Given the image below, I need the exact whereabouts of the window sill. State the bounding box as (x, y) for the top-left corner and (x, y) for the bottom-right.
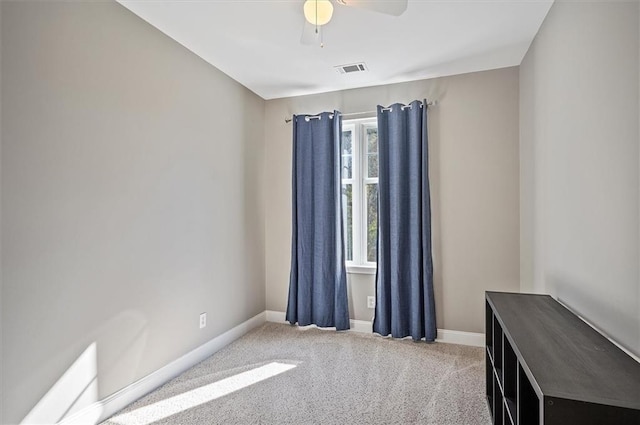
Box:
(346, 265), (377, 275)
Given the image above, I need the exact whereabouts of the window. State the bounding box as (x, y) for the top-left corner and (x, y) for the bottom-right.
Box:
(341, 118), (378, 271)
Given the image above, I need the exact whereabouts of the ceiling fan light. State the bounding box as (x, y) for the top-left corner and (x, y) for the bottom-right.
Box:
(303, 0), (334, 26)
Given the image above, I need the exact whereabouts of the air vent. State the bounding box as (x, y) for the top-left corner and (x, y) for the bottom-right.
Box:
(334, 62), (368, 74)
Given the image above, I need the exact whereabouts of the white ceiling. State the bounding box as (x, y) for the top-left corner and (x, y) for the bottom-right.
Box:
(117, 0), (553, 100)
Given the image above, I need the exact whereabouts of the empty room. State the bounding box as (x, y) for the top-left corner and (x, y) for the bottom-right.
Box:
(1, 0), (639, 424)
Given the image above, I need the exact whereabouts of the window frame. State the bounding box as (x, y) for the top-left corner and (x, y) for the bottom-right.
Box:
(342, 117), (378, 273)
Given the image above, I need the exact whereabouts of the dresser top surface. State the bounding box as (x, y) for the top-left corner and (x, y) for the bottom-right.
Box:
(486, 291), (640, 410)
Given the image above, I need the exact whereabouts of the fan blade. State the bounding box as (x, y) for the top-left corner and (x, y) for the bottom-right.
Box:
(301, 20), (322, 45)
(336, 0), (408, 16)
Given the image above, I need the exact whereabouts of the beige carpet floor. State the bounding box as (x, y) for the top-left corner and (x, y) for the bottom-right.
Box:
(103, 322), (491, 425)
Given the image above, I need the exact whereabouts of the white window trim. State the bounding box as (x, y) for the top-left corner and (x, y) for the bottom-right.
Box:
(342, 117), (378, 272)
(347, 265), (377, 275)
(360, 121), (378, 268)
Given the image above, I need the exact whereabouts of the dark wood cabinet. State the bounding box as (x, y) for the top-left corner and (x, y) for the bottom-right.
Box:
(485, 292), (640, 425)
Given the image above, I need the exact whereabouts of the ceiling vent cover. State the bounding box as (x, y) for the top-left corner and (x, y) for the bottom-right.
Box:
(335, 62), (367, 74)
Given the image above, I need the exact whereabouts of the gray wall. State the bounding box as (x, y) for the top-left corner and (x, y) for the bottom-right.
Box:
(520, 0), (640, 356)
(0, 2), (3, 421)
(265, 67), (520, 333)
(1, 1), (265, 424)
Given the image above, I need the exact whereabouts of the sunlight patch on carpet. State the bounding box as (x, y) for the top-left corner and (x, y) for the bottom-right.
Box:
(109, 362), (297, 425)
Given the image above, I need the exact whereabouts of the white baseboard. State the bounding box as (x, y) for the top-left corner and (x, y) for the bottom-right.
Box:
(349, 318), (373, 333)
(59, 311), (267, 425)
(265, 310), (372, 334)
(265, 310), (286, 323)
(436, 329), (485, 347)
(265, 310), (484, 347)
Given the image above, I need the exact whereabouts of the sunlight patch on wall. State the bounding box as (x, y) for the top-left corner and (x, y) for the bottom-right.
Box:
(21, 343), (99, 424)
(109, 362), (297, 425)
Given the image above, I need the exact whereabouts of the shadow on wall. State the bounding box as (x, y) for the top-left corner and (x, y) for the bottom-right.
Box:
(20, 310), (148, 424)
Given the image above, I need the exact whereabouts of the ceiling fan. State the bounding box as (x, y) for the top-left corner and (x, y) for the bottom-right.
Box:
(301, 0), (408, 47)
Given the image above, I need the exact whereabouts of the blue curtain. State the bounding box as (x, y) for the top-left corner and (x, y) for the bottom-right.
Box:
(286, 111), (350, 331)
(373, 100), (436, 341)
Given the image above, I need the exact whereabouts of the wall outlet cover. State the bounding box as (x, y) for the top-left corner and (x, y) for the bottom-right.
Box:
(199, 312), (207, 329)
(367, 296), (376, 309)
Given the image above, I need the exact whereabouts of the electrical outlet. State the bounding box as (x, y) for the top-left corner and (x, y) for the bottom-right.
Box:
(199, 312), (207, 329)
(367, 296), (376, 309)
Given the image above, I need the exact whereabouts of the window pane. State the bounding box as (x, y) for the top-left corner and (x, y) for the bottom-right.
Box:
(366, 127), (378, 178)
(366, 183), (378, 263)
(342, 155), (352, 179)
(366, 127), (378, 153)
(367, 153), (378, 178)
(342, 184), (353, 261)
(342, 130), (353, 155)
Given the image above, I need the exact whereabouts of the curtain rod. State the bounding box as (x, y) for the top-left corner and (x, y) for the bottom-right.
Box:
(284, 100), (436, 123)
